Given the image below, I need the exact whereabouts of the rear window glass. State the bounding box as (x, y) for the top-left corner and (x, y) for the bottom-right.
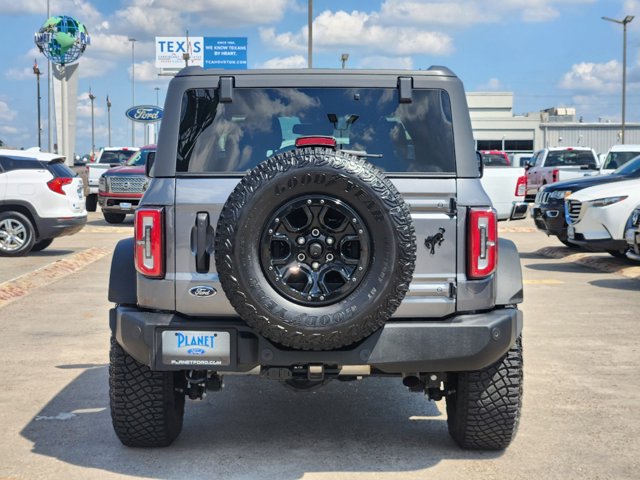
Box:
(545, 149), (596, 168)
(48, 161), (77, 178)
(481, 153), (509, 166)
(99, 150), (134, 164)
(615, 155), (640, 175)
(177, 87), (456, 174)
(126, 149), (155, 166)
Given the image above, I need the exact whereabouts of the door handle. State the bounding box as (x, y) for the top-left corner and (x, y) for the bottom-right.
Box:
(192, 212), (214, 273)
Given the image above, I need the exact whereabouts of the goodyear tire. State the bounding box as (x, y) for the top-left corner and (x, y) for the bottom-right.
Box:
(446, 336), (523, 450)
(215, 148), (416, 351)
(109, 337), (186, 447)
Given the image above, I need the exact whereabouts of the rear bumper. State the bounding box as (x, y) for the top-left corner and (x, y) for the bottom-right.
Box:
(625, 226), (640, 261)
(510, 202), (529, 221)
(98, 193), (142, 213)
(110, 306), (523, 374)
(37, 215), (87, 240)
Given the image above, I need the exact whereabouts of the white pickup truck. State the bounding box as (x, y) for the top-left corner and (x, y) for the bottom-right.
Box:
(524, 147), (599, 201)
(478, 153), (528, 221)
(85, 147), (138, 211)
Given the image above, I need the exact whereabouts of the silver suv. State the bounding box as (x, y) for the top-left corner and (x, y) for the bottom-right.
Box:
(108, 67), (524, 450)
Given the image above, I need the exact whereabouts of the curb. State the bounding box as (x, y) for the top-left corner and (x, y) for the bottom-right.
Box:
(0, 247), (111, 309)
(535, 246), (640, 281)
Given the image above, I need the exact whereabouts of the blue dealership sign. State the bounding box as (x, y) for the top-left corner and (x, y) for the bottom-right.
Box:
(203, 37), (247, 69)
(125, 105), (163, 123)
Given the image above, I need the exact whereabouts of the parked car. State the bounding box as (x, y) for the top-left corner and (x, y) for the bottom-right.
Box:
(86, 147), (138, 212)
(532, 154), (640, 247)
(625, 206), (640, 261)
(479, 150), (510, 166)
(479, 152), (528, 221)
(107, 67), (524, 450)
(98, 145), (155, 224)
(0, 148), (86, 256)
(597, 144), (640, 175)
(565, 178), (640, 256)
(525, 147), (599, 200)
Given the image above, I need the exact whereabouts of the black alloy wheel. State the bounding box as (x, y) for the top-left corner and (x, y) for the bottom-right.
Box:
(260, 195), (370, 307)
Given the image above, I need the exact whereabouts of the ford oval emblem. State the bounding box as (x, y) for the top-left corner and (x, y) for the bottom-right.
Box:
(125, 105), (163, 123)
(189, 286), (217, 297)
(187, 348), (206, 356)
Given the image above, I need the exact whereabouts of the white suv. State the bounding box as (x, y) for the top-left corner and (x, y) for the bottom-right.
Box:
(0, 148), (87, 256)
(565, 177), (640, 257)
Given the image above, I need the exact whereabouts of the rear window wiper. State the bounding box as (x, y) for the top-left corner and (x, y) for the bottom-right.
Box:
(341, 149), (383, 158)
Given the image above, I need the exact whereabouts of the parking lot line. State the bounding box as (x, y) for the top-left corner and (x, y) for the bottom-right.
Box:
(0, 247), (111, 309)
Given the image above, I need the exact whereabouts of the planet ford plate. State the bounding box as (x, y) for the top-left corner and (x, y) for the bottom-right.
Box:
(162, 330), (231, 366)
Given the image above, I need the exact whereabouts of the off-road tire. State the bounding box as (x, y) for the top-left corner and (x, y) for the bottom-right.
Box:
(446, 336), (523, 450)
(86, 194), (97, 212)
(215, 147), (416, 351)
(109, 337), (186, 447)
(31, 238), (54, 252)
(104, 212), (126, 224)
(0, 211), (36, 257)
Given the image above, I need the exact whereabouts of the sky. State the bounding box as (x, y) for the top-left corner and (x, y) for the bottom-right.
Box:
(1, 0), (640, 155)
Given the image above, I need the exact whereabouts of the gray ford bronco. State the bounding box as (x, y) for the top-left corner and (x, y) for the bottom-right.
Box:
(108, 67), (524, 450)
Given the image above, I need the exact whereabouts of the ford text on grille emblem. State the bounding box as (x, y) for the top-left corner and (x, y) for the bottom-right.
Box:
(189, 286), (217, 297)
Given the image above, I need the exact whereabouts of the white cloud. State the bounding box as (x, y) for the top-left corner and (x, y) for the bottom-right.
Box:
(151, 0), (289, 26)
(559, 61), (622, 92)
(78, 56), (117, 79)
(359, 56), (414, 70)
(257, 55), (308, 69)
(77, 92), (105, 119)
(477, 77), (504, 91)
(5, 67), (34, 81)
(129, 61), (171, 83)
(261, 10), (453, 56)
(0, 101), (17, 122)
(0, 125), (21, 135)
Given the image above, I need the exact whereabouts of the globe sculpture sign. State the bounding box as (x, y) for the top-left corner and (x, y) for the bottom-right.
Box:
(34, 16), (90, 165)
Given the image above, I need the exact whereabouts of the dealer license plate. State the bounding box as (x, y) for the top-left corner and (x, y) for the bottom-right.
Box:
(162, 330), (231, 366)
(119, 202), (132, 210)
(567, 225), (575, 239)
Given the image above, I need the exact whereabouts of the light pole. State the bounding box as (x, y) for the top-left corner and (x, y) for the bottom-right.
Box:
(33, 60), (42, 149)
(128, 37), (137, 146)
(602, 15), (634, 144)
(154, 86), (160, 106)
(106, 95), (112, 147)
(89, 87), (96, 160)
(341, 53), (349, 69)
(47, 0), (52, 152)
(308, 0), (313, 68)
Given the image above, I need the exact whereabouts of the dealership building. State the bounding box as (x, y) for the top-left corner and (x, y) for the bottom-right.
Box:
(467, 92), (640, 155)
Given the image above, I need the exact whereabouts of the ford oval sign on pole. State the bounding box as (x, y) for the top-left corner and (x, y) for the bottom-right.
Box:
(125, 105), (163, 123)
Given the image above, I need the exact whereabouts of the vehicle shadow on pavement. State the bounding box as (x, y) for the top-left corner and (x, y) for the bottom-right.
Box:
(589, 278), (640, 291)
(20, 366), (503, 479)
(525, 262), (591, 274)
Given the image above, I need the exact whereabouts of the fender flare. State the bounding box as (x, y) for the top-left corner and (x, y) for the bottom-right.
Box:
(108, 237), (137, 306)
(495, 238), (523, 305)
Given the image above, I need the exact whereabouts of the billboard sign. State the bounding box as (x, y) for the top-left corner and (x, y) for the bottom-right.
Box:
(155, 36), (246, 70)
(203, 37), (247, 69)
(125, 105), (164, 123)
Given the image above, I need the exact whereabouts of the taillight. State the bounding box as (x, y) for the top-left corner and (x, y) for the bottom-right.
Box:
(467, 208), (497, 279)
(552, 169), (559, 182)
(47, 177), (72, 195)
(135, 207), (164, 278)
(515, 175), (527, 197)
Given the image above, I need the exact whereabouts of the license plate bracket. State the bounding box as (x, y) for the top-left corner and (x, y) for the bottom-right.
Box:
(161, 330), (232, 367)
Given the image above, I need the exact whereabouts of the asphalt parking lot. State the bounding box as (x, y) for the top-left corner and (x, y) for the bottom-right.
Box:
(0, 212), (639, 479)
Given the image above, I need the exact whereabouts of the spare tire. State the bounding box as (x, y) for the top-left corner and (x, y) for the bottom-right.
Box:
(215, 148), (416, 350)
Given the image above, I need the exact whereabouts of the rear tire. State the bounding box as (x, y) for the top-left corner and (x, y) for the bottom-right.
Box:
(0, 211), (36, 257)
(32, 238), (54, 252)
(109, 337), (186, 447)
(104, 212), (126, 224)
(446, 336), (523, 450)
(86, 194), (97, 212)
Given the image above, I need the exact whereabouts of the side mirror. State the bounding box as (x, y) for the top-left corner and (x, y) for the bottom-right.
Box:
(524, 159), (533, 170)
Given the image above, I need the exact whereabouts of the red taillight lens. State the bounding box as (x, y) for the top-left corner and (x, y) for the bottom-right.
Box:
(552, 168), (559, 182)
(295, 136), (337, 148)
(135, 207), (164, 278)
(47, 177), (72, 195)
(515, 175), (527, 197)
(467, 208), (497, 279)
